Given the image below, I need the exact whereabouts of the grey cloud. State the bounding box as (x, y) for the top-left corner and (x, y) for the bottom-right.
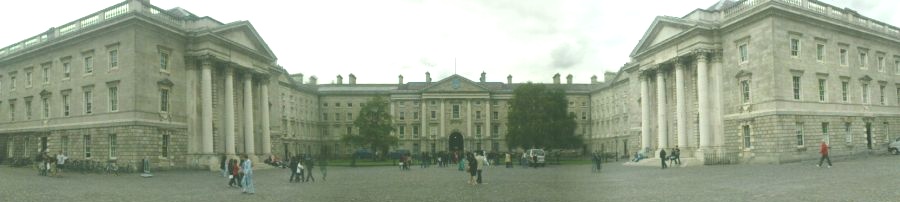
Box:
(550, 39), (588, 69)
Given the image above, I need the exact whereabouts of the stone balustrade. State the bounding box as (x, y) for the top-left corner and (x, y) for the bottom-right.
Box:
(722, 0), (900, 40)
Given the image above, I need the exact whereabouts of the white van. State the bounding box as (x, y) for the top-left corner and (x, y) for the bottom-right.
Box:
(527, 149), (546, 167)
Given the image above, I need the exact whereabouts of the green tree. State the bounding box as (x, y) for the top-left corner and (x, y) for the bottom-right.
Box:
(344, 96), (397, 160)
(507, 83), (582, 150)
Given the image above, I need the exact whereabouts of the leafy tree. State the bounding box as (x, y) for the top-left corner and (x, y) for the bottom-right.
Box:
(344, 96), (397, 160)
(507, 83), (582, 150)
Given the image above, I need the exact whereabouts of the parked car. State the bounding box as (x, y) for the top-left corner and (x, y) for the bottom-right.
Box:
(888, 137), (900, 155)
(526, 149), (546, 167)
(354, 149), (373, 159)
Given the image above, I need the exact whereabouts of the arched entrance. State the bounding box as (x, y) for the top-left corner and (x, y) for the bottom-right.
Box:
(449, 132), (464, 152)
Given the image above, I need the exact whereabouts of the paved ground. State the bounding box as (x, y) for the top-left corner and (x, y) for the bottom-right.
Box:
(1, 155), (898, 202)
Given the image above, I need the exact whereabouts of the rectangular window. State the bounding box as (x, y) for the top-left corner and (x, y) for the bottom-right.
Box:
(822, 122), (830, 145)
(880, 85), (886, 105)
(25, 100), (32, 120)
(162, 134), (170, 158)
(790, 38), (801, 57)
(398, 125), (405, 137)
(742, 125), (752, 148)
(795, 122), (804, 146)
(739, 43), (748, 63)
(491, 124), (499, 136)
(413, 126), (419, 137)
(42, 64), (50, 84)
(159, 89), (169, 112)
(492, 111), (499, 120)
(62, 94), (70, 117)
(792, 76), (801, 100)
(862, 83), (870, 104)
(109, 49), (118, 69)
(476, 125), (482, 136)
(884, 122), (890, 144)
(476, 111), (482, 120)
(109, 87), (118, 112)
(399, 112), (405, 120)
(859, 51), (868, 69)
(10, 74), (15, 90)
(61, 136), (69, 156)
(25, 70), (32, 87)
(430, 111), (436, 119)
(413, 112), (418, 120)
(159, 51), (169, 70)
(816, 43), (825, 62)
(347, 127), (352, 135)
(841, 81), (849, 102)
(348, 103), (353, 107)
(878, 56), (885, 72)
(452, 104), (460, 119)
(348, 113), (353, 120)
(335, 113), (341, 121)
(84, 56), (94, 74)
(818, 79), (826, 102)
(322, 113), (328, 121)
(741, 80), (751, 103)
(581, 112), (587, 120)
(336, 102), (340, 107)
(9, 101), (15, 121)
(83, 135), (92, 158)
(63, 61), (71, 78)
(84, 90), (93, 114)
(108, 134), (117, 159)
(41, 97), (49, 118)
(840, 49), (848, 66)
(896, 60), (900, 75)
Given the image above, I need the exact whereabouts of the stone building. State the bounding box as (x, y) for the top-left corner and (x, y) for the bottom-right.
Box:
(622, 0), (900, 164)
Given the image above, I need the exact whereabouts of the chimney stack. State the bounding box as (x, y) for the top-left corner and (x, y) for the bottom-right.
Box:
(426, 72), (432, 83)
(349, 74), (356, 85)
(480, 72), (486, 82)
(399, 75), (404, 85)
(291, 73), (304, 84)
(566, 74), (573, 84)
(553, 73), (561, 84)
(591, 75), (598, 84)
(507, 75), (512, 84)
(337, 75), (343, 85)
(309, 76), (318, 85)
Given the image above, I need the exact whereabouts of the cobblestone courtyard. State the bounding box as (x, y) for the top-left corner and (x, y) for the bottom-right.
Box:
(1, 155), (898, 202)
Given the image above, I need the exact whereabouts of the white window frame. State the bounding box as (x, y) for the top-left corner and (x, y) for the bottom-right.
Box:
(862, 83), (870, 104)
(108, 134), (117, 160)
(816, 43), (825, 62)
(878, 56), (885, 72)
(822, 122), (830, 145)
(451, 104), (460, 119)
(84, 56), (94, 74)
(109, 86), (118, 112)
(41, 63), (50, 84)
(792, 76), (801, 100)
(790, 38), (801, 57)
(41, 96), (50, 119)
(84, 90), (93, 114)
(83, 135), (92, 159)
(796, 122), (804, 146)
(859, 50), (869, 70)
(880, 85), (886, 105)
(108, 49), (119, 70)
(739, 43), (749, 63)
(841, 81), (850, 103)
(818, 79), (827, 102)
(62, 93), (70, 117)
(741, 80), (751, 104)
(159, 88), (169, 112)
(839, 48), (848, 66)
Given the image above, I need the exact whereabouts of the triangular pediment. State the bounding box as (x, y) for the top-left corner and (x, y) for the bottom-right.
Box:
(421, 74), (490, 92)
(211, 22), (277, 60)
(630, 17), (697, 57)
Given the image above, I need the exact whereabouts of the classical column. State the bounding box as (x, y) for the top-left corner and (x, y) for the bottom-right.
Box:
(243, 74), (255, 156)
(467, 100), (472, 137)
(260, 79), (271, 156)
(440, 100), (445, 137)
(656, 70), (668, 150)
(640, 72), (651, 151)
(224, 67), (236, 156)
(675, 61), (687, 149)
(697, 53), (711, 150)
(421, 99), (427, 140)
(484, 99), (491, 138)
(711, 52), (725, 148)
(200, 59), (214, 155)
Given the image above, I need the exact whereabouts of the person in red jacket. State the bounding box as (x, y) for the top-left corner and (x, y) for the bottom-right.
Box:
(817, 140), (832, 168)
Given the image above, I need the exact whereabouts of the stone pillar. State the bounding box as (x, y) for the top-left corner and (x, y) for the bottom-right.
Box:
(675, 61), (687, 149)
(640, 73), (651, 152)
(200, 59), (214, 155)
(656, 70), (667, 151)
(467, 100), (472, 137)
(243, 74), (255, 156)
(261, 79), (271, 156)
(440, 100), (445, 137)
(224, 67), (236, 156)
(421, 99), (427, 140)
(711, 52), (725, 148)
(484, 99), (491, 139)
(697, 53), (711, 150)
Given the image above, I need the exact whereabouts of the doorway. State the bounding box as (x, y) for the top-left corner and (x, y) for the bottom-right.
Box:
(866, 122), (873, 149)
(449, 132), (464, 152)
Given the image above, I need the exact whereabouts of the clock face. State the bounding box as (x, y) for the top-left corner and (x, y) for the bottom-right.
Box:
(452, 78), (461, 90)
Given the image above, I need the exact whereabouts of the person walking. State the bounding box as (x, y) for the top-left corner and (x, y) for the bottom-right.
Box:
(673, 146), (681, 165)
(288, 156), (299, 183)
(466, 153), (478, 186)
(476, 152), (487, 184)
(220, 155), (228, 177)
(504, 153), (512, 168)
(817, 140), (832, 168)
(229, 159), (241, 187)
(659, 149), (667, 169)
(240, 155), (255, 194)
(304, 157), (316, 182)
(55, 152), (67, 177)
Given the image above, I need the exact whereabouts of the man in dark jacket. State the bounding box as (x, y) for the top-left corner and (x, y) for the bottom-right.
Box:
(659, 149), (667, 169)
(288, 156), (299, 183)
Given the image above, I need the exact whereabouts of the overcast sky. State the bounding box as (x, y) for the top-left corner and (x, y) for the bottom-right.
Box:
(2, 0), (899, 84)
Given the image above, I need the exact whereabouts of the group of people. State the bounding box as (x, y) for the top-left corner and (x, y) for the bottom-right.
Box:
(658, 146), (682, 169)
(36, 151), (68, 177)
(223, 155), (255, 194)
(289, 155), (324, 182)
(462, 151), (490, 185)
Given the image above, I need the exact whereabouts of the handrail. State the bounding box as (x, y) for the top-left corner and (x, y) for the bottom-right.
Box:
(721, 0), (900, 40)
